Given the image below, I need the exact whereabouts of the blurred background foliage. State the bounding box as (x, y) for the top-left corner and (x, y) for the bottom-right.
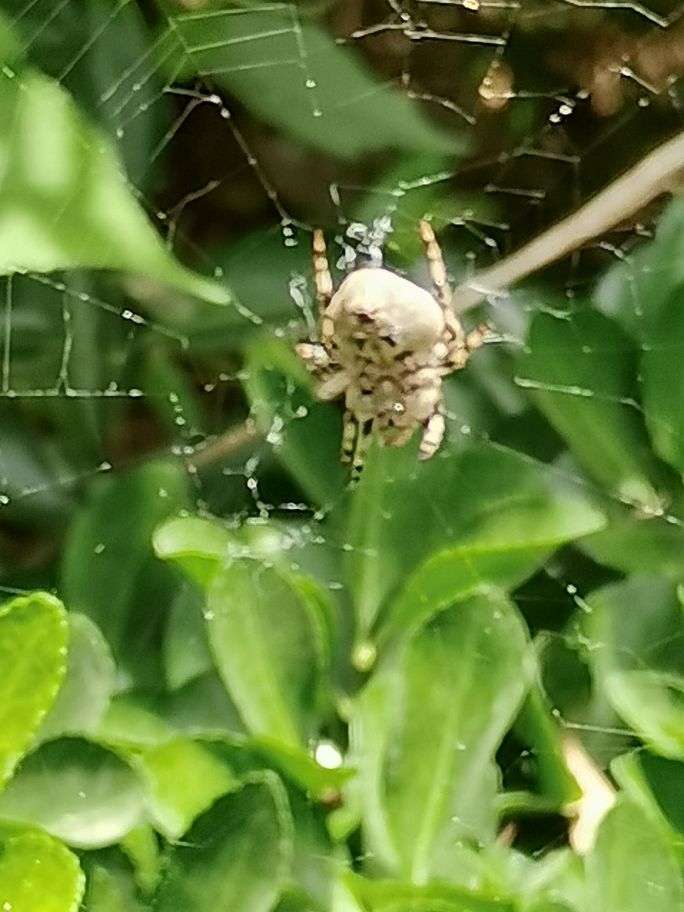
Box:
(3, 0), (684, 910)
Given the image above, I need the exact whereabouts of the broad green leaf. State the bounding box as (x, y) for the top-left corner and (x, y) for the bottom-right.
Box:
(585, 577), (684, 758)
(0, 738), (145, 848)
(350, 592), (533, 882)
(346, 440), (605, 642)
(162, 8), (459, 159)
(586, 796), (684, 912)
(0, 61), (227, 303)
(61, 460), (191, 688)
(0, 591), (68, 788)
(580, 514), (684, 578)
(163, 583), (213, 690)
(0, 829), (84, 912)
(153, 774), (292, 912)
(612, 750), (684, 841)
(345, 873), (515, 912)
(83, 862), (148, 912)
(205, 558), (329, 745)
(38, 613), (116, 742)
(130, 737), (237, 840)
(243, 336), (346, 507)
(516, 308), (661, 509)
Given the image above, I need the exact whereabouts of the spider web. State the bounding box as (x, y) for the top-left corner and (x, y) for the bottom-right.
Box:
(2, 0), (684, 849)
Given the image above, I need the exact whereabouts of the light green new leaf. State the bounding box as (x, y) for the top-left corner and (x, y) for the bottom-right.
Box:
(130, 737), (237, 841)
(153, 514), (233, 591)
(586, 796), (684, 912)
(517, 308), (662, 510)
(0, 63), (227, 303)
(345, 872), (515, 912)
(585, 577), (684, 758)
(37, 613), (116, 742)
(0, 829), (84, 912)
(205, 558), (329, 745)
(0, 591), (68, 788)
(346, 440), (605, 642)
(153, 774), (292, 912)
(350, 591), (533, 883)
(162, 8), (459, 159)
(0, 738), (145, 848)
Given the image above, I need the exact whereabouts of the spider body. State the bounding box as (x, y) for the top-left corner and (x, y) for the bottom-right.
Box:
(296, 221), (484, 479)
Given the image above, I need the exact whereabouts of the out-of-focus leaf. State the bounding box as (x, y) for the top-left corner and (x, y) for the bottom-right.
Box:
(585, 577), (684, 758)
(130, 737), (237, 841)
(61, 460), (191, 688)
(244, 336), (346, 507)
(0, 738), (145, 848)
(38, 613), (116, 742)
(0, 60), (227, 303)
(0, 591), (68, 788)
(580, 514), (684, 578)
(350, 591), (533, 882)
(205, 558), (329, 745)
(0, 829), (84, 912)
(345, 872), (515, 912)
(153, 514), (232, 591)
(153, 774), (292, 912)
(346, 440), (605, 643)
(162, 8), (460, 159)
(612, 750), (684, 841)
(163, 583), (213, 690)
(516, 308), (661, 510)
(83, 862), (147, 912)
(586, 796), (684, 912)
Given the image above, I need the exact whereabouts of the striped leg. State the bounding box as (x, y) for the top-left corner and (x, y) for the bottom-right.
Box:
(350, 419), (374, 483)
(341, 409), (356, 464)
(419, 410), (445, 460)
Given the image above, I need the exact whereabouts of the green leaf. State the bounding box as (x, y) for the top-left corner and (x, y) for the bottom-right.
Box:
(0, 738), (145, 848)
(350, 591), (533, 882)
(516, 308), (661, 509)
(162, 8), (459, 159)
(130, 737), (237, 840)
(0, 61), (227, 303)
(38, 613), (116, 742)
(0, 591), (68, 788)
(153, 514), (233, 591)
(243, 336), (346, 507)
(0, 829), (84, 912)
(163, 583), (213, 690)
(580, 514), (684, 578)
(586, 796), (684, 912)
(346, 873), (515, 912)
(61, 460), (191, 688)
(205, 558), (329, 745)
(585, 577), (684, 758)
(153, 774), (292, 912)
(612, 750), (684, 842)
(346, 440), (605, 642)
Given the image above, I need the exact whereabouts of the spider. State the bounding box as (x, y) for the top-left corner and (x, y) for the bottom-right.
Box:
(295, 221), (486, 480)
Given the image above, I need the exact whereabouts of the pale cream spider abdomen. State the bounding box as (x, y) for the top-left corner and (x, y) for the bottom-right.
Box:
(296, 221), (485, 480)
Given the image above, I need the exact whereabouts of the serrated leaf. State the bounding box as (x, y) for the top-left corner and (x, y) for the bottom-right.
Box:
(0, 829), (84, 912)
(586, 797), (684, 912)
(153, 774), (292, 912)
(162, 8), (460, 159)
(0, 738), (145, 848)
(0, 591), (68, 788)
(350, 591), (533, 882)
(0, 61), (227, 303)
(585, 577), (684, 758)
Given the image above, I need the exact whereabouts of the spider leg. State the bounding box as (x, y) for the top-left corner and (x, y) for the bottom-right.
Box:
(419, 220), (454, 316)
(419, 410), (445, 460)
(313, 229), (333, 321)
(341, 409), (357, 464)
(350, 418), (374, 483)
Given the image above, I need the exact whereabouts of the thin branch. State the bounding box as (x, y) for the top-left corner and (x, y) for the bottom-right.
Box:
(186, 421), (258, 470)
(452, 129), (684, 313)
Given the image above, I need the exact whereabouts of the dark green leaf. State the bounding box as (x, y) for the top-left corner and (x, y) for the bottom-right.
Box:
(162, 8), (460, 159)
(153, 774), (292, 912)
